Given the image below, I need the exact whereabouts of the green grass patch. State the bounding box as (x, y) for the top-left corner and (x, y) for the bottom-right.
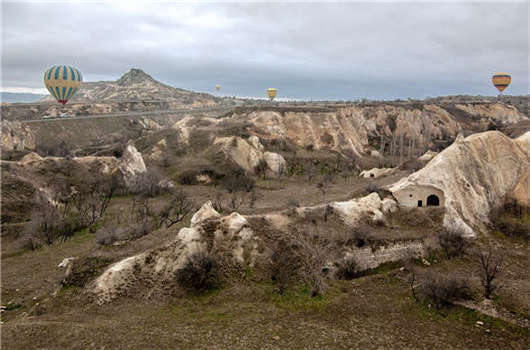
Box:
(265, 284), (334, 313)
(415, 301), (530, 336)
(3, 303), (23, 311)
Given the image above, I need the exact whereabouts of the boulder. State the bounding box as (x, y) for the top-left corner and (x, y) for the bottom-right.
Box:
(360, 167), (395, 178)
(190, 201), (221, 227)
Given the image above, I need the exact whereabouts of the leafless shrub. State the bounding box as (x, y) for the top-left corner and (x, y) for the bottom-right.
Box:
(269, 239), (302, 295)
(287, 198), (300, 208)
(129, 221), (154, 239)
(23, 194), (82, 246)
(175, 252), (219, 293)
(158, 190), (194, 228)
(17, 233), (43, 251)
(254, 158), (268, 179)
(95, 218), (126, 246)
(408, 266), (419, 302)
(222, 169), (255, 193)
(211, 191), (226, 214)
(437, 229), (467, 258)
(136, 168), (167, 197)
(477, 248), (503, 299)
(422, 272), (472, 308)
(336, 257), (358, 280)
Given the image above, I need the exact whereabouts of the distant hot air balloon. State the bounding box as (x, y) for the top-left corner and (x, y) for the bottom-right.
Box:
(267, 88), (277, 101)
(44, 65), (82, 105)
(216, 85), (220, 91)
(492, 73), (511, 95)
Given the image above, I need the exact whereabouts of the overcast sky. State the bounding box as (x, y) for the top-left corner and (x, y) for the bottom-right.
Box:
(1, 0), (528, 100)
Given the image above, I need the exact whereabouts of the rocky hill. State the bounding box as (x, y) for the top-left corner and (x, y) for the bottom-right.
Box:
(40, 68), (226, 108)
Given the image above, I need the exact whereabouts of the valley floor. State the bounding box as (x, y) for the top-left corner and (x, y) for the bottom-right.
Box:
(1, 173), (529, 349)
(2, 270), (528, 349)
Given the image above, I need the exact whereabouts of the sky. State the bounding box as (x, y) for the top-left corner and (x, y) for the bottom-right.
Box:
(1, 0), (528, 100)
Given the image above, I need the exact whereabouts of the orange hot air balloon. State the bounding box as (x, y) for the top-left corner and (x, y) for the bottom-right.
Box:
(216, 85), (220, 91)
(492, 73), (511, 94)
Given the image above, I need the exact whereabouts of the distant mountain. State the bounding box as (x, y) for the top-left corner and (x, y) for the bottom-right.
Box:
(1, 92), (46, 103)
(40, 68), (226, 107)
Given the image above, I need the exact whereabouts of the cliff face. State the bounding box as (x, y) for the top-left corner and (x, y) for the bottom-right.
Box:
(237, 102), (527, 159)
(390, 131), (529, 236)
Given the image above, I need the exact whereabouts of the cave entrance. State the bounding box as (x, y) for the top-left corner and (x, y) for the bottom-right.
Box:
(427, 194), (440, 206)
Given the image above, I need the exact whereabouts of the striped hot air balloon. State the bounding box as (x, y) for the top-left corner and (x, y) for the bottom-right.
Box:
(44, 65), (82, 105)
(267, 88), (277, 101)
(492, 73), (511, 95)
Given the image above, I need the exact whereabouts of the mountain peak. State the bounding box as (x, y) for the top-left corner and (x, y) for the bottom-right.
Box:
(116, 68), (156, 86)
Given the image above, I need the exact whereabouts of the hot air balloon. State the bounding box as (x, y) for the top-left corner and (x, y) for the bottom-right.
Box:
(267, 88), (277, 101)
(492, 73), (511, 95)
(44, 65), (82, 105)
(216, 85), (220, 91)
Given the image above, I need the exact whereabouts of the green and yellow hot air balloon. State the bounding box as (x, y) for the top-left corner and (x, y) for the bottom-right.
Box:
(44, 65), (82, 105)
(267, 88), (277, 101)
(492, 73), (511, 95)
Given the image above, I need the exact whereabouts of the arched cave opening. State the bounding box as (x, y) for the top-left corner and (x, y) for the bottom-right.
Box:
(427, 194), (440, 206)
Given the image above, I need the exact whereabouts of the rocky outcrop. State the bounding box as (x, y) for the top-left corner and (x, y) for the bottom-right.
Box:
(234, 103), (527, 160)
(389, 131), (529, 236)
(118, 144), (147, 177)
(1, 120), (36, 151)
(418, 150), (438, 162)
(92, 202), (262, 303)
(360, 167), (395, 179)
(213, 136), (286, 176)
(455, 103), (525, 125)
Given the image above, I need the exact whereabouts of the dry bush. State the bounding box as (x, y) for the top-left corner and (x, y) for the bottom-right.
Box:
(269, 239), (303, 295)
(177, 170), (199, 185)
(222, 169), (255, 193)
(388, 207), (440, 228)
(273, 227), (329, 297)
(135, 168), (167, 197)
(336, 257), (358, 280)
(158, 190), (194, 228)
(490, 200), (529, 240)
(254, 158), (268, 179)
(95, 225), (121, 246)
(23, 195), (82, 246)
(287, 198), (300, 208)
(175, 252), (219, 293)
(476, 248), (503, 299)
(437, 229), (467, 258)
(421, 272), (472, 308)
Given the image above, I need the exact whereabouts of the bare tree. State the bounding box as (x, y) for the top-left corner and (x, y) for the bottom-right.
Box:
(477, 248), (503, 299)
(158, 190), (194, 228)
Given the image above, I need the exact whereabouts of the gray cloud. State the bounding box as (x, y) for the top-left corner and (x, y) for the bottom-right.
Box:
(1, 1), (528, 99)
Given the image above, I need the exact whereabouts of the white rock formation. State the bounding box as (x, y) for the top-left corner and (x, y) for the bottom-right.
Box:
(119, 144), (147, 176)
(213, 136), (286, 176)
(418, 150), (438, 162)
(92, 202), (262, 303)
(190, 201), (221, 226)
(359, 167), (395, 178)
(390, 131), (529, 237)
